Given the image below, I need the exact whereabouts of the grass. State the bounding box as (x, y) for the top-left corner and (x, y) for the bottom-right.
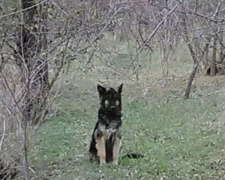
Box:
(28, 42), (225, 180)
(29, 85), (225, 179)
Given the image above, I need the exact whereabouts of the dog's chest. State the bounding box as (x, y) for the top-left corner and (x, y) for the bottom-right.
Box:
(105, 128), (117, 140)
(97, 121), (121, 140)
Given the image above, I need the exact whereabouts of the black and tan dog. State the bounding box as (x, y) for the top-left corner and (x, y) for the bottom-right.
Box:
(89, 84), (123, 165)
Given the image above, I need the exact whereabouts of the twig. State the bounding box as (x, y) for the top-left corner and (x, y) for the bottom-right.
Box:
(48, 0), (69, 17)
(206, 90), (225, 97)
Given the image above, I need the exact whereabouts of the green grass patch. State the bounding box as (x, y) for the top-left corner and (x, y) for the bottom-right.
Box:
(29, 92), (224, 179)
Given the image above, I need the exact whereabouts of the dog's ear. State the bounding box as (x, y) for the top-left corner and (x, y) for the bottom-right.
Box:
(118, 83), (123, 94)
(97, 84), (106, 96)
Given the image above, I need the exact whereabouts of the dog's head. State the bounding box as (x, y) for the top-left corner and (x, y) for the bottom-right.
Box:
(97, 84), (123, 112)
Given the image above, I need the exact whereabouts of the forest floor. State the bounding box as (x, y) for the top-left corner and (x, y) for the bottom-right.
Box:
(27, 44), (225, 180)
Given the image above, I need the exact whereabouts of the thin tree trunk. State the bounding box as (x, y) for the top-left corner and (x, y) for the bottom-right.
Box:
(210, 35), (217, 76)
(184, 43), (209, 98)
(204, 42), (209, 69)
(219, 27), (224, 62)
(182, 11), (198, 98)
(184, 63), (199, 99)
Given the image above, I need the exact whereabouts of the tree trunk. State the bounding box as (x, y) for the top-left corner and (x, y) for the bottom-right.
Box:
(182, 12), (198, 99)
(219, 27), (224, 62)
(184, 63), (199, 99)
(210, 35), (217, 76)
(184, 41), (208, 99)
(19, 1), (36, 179)
(16, 1), (49, 177)
(204, 41), (209, 69)
(17, 0), (49, 124)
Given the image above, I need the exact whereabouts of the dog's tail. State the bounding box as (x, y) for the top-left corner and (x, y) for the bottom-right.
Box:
(122, 153), (144, 159)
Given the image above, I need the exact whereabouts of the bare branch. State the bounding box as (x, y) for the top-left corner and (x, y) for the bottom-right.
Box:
(131, 0), (184, 66)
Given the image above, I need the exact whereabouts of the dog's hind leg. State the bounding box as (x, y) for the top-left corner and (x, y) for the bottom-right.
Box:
(113, 135), (122, 165)
(96, 136), (106, 164)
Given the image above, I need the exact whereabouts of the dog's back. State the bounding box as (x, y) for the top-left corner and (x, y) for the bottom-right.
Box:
(89, 84), (123, 164)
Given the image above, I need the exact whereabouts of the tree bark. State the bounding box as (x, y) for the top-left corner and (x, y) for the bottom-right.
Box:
(204, 42), (209, 69)
(219, 27), (224, 62)
(184, 63), (199, 99)
(210, 35), (217, 76)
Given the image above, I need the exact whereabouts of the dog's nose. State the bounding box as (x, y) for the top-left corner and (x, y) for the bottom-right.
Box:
(110, 106), (116, 109)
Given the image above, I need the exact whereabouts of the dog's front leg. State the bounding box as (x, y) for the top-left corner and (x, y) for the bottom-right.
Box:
(96, 135), (106, 164)
(113, 135), (122, 165)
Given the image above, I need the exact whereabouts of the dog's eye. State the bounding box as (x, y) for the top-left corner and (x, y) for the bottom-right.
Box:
(116, 100), (119, 106)
(105, 100), (109, 106)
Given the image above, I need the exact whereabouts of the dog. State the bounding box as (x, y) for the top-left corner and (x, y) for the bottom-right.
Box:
(89, 84), (123, 165)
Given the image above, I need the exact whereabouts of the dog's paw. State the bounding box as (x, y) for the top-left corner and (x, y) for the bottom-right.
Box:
(112, 160), (118, 165)
(99, 158), (106, 165)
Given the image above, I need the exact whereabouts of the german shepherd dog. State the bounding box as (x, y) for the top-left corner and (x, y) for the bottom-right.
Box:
(89, 84), (123, 165)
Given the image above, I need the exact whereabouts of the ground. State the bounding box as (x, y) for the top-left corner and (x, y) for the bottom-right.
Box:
(27, 43), (225, 180)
